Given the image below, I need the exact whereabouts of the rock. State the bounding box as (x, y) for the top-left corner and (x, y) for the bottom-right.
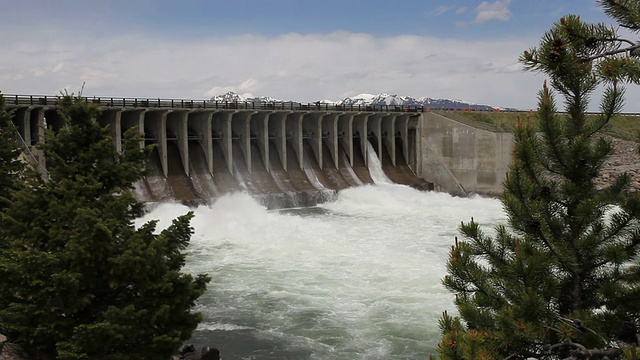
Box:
(171, 345), (220, 360)
(201, 347), (220, 360)
(178, 344), (196, 356)
(0, 343), (29, 360)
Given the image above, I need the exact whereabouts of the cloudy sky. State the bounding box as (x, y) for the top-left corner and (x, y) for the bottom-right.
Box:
(2, 0), (637, 110)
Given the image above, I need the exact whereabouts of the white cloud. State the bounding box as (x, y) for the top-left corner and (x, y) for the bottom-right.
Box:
(32, 67), (46, 77)
(500, 63), (524, 73)
(456, 7), (468, 15)
(51, 63), (64, 73)
(2, 27), (637, 111)
(549, 6), (565, 18)
(204, 79), (261, 98)
(433, 5), (451, 16)
(474, 0), (512, 24)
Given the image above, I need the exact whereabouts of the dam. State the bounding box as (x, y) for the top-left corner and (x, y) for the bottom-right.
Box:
(6, 95), (513, 208)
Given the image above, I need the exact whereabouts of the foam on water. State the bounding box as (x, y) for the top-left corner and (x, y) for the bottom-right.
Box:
(137, 187), (506, 359)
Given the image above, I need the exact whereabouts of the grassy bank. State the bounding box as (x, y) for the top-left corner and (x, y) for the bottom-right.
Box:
(449, 111), (640, 140)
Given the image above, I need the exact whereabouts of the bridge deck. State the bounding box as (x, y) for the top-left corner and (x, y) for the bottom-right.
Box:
(4, 94), (427, 114)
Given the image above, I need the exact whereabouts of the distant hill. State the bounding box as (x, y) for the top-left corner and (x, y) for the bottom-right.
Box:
(209, 92), (511, 111)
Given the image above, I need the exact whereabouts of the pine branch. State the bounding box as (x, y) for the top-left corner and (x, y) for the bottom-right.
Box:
(525, 221), (575, 273)
(596, 213), (634, 250)
(585, 42), (640, 61)
(606, 36), (636, 46)
(599, 0), (640, 31)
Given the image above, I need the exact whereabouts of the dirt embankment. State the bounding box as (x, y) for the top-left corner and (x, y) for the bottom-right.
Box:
(595, 136), (640, 191)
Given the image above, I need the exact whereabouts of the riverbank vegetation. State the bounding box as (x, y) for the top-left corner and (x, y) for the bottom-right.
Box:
(439, 1), (640, 359)
(0, 92), (210, 360)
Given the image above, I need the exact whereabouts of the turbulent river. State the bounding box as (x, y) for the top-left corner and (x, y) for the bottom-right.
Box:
(136, 157), (506, 359)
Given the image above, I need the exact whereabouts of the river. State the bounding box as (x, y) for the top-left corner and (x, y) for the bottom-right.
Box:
(137, 175), (506, 360)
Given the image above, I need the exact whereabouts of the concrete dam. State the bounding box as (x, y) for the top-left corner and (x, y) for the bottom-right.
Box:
(7, 95), (456, 209)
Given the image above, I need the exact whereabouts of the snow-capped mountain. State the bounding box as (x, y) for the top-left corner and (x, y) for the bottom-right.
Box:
(336, 93), (499, 110)
(209, 92), (502, 110)
(209, 92), (246, 103)
(209, 92), (282, 103)
(337, 93), (414, 106)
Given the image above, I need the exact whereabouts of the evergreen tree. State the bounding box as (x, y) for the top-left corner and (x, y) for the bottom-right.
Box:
(0, 93), (26, 204)
(439, 1), (640, 359)
(0, 93), (210, 360)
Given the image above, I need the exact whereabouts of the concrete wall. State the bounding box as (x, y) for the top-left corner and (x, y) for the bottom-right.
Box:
(419, 112), (513, 196)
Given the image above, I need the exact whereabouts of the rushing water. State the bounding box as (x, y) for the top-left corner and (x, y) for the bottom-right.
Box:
(135, 136), (505, 360)
(136, 184), (506, 359)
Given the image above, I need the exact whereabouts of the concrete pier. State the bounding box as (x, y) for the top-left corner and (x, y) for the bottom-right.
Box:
(212, 111), (234, 174)
(167, 110), (189, 176)
(145, 110), (169, 177)
(287, 113), (305, 170)
(353, 113), (371, 166)
(188, 111), (215, 174)
(269, 112), (289, 171)
(338, 113), (354, 167)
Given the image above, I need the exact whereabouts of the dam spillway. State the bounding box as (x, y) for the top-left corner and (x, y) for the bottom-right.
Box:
(7, 95), (432, 208)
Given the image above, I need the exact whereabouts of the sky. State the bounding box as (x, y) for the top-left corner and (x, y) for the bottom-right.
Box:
(1, 0), (638, 110)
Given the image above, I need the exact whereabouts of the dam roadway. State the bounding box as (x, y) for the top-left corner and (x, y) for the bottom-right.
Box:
(6, 94), (513, 207)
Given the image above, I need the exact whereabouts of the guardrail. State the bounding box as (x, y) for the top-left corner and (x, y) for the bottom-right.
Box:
(3, 94), (428, 114)
(6, 94), (640, 116)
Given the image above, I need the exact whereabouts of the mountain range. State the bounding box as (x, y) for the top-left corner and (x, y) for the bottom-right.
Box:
(209, 92), (507, 111)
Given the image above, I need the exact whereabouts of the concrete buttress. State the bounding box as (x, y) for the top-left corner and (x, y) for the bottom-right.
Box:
(368, 114), (385, 162)
(322, 113), (341, 169)
(396, 115), (410, 165)
(251, 111), (271, 172)
(121, 109), (146, 150)
(303, 112), (325, 169)
(382, 114), (396, 166)
(286, 113), (305, 170)
(99, 109), (122, 154)
(232, 111), (255, 173)
(212, 111), (234, 174)
(353, 113), (371, 166)
(145, 110), (170, 177)
(167, 110), (189, 176)
(338, 113), (355, 167)
(269, 112), (289, 171)
(189, 111), (215, 175)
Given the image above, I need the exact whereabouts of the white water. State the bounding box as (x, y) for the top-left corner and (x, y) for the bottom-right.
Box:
(137, 186), (505, 359)
(366, 142), (392, 185)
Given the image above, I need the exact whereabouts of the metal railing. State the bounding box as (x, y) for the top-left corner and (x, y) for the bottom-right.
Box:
(4, 94), (428, 114)
(8, 94), (640, 116)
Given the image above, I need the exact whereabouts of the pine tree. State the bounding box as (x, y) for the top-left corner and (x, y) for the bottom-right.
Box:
(0, 93), (27, 205)
(0, 93), (210, 360)
(439, 2), (640, 359)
